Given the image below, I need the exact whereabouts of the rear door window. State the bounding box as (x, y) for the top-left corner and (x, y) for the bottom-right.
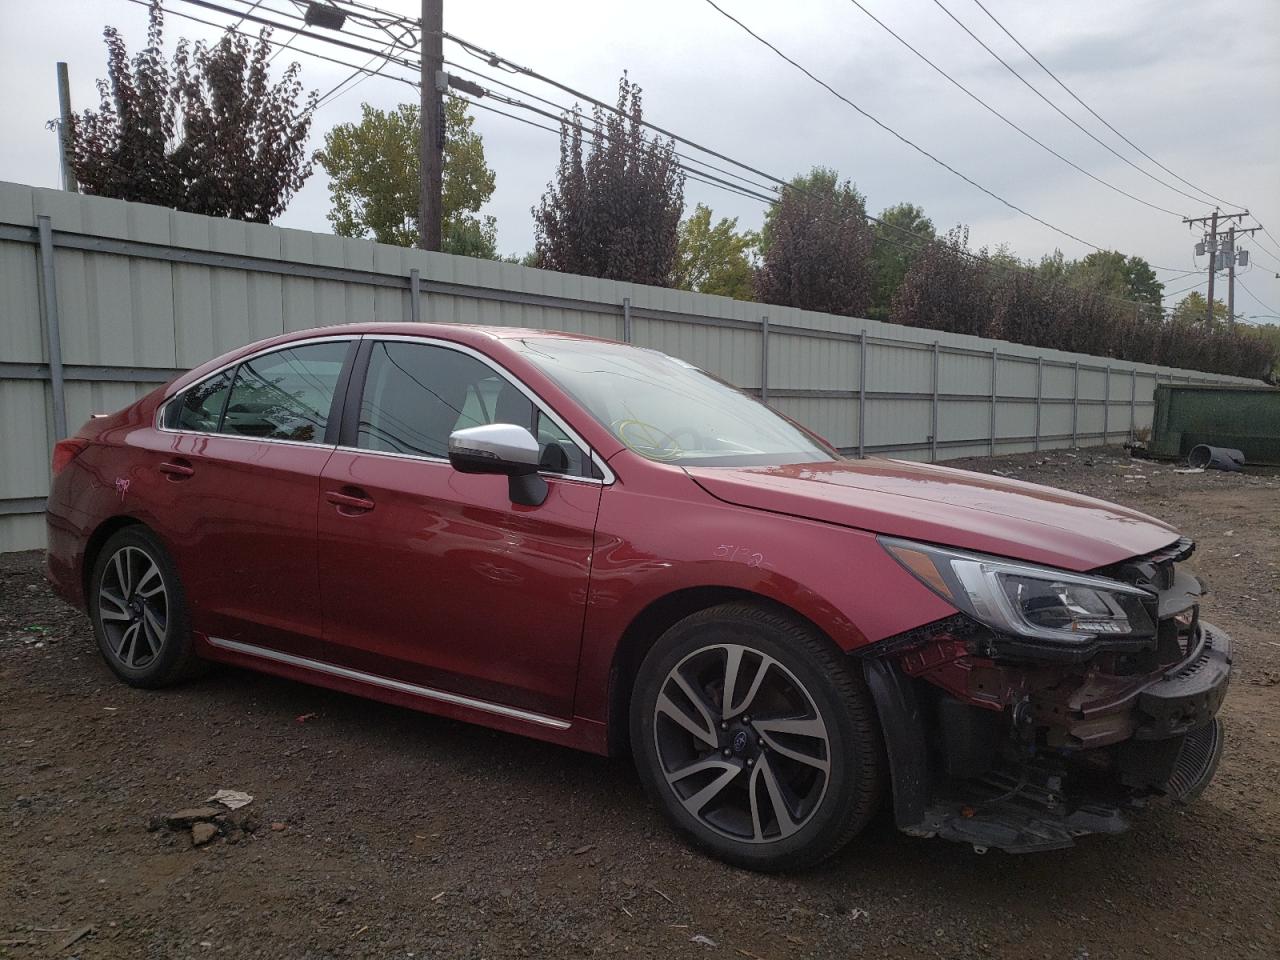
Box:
(166, 369), (233, 432)
(220, 341), (350, 443)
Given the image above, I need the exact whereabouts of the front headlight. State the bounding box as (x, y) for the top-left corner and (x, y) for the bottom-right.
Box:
(880, 536), (1156, 645)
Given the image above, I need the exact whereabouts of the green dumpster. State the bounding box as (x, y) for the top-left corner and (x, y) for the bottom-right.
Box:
(1149, 383), (1280, 466)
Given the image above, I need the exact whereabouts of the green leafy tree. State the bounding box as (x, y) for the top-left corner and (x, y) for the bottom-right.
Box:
(533, 76), (685, 284)
(672, 204), (757, 299)
(1071, 250), (1162, 309)
(756, 168), (874, 317)
(1170, 291), (1228, 327)
(70, 1), (316, 222)
(867, 202), (934, 321)
(316, 99), (497, 256)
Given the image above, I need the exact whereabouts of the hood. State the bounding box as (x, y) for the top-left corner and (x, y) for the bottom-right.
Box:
(685, 458), (1181, 571)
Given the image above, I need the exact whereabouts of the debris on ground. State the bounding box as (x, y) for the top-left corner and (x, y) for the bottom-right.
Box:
(54, 924), (93, 952)
(191, 822), (218, 847)
(690, 933), (718, 947)
(207, 789), (254, 810)
(1188, 444), (1246, 472)
(163, 806), (224, 829)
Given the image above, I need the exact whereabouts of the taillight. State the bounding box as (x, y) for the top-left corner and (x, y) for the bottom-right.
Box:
(51, 438), (90, 476)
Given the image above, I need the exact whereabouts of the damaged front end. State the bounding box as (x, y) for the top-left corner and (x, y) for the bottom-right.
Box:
(866, 536), (1231, 854)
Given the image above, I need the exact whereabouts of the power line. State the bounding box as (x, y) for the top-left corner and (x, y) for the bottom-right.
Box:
(314, 40), (401, 109)
(699, 0), (1142, 256)
(126, 0), (418, 88)
(152, 0), (1193, 313)
(840, 0), (1184, 218)
(180, 0), (1193, 274)
(461, 85), (1189, 315)
(459, 96), (779, 206)
(927, 0), (1229, 212)
(1257, 222), (1280, 257)
(443, 59), (779, 197)
(177, 0), (418, 67)
(202, 2), (941, 258)
(1236, 277), (1278, 317)
(1244, 219), (1280, 264)
(964, 0), (1246, 212)
(1162, 277), (1210, 300)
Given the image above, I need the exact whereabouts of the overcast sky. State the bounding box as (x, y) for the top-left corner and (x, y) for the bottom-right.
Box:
(2, 0), (1277, 322)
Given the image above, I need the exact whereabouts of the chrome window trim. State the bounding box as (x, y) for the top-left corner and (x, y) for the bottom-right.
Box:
(205, 636), (571, 731)
(361, 334), (615, 485)
(155, 334), (359, 441)
(330, 443), (605, 486)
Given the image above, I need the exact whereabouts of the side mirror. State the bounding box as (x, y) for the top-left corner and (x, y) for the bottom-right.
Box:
(448, 423), (547, 507)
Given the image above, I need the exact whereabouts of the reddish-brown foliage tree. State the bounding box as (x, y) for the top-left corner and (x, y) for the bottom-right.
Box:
(533, 77), (685, 284)
(755, 169), (874, 318)
(69, 2), (315, 223)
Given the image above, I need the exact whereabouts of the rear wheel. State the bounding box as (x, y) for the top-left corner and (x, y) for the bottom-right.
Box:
(630, 603), (884, 871)
(88, 527), (204, 688)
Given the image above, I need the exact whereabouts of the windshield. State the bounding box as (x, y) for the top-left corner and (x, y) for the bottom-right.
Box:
(511, 337), (838, 467)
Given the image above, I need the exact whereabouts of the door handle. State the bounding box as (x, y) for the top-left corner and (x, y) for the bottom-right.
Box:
(159, 459), (195, 479)
(326, 488), (375, 514)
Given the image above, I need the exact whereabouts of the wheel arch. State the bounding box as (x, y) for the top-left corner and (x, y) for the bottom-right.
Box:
(604, 586), (842, 756)
(81, 515), (150, 601)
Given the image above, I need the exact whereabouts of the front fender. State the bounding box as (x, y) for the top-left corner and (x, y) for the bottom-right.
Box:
(573, 478), (957, 723)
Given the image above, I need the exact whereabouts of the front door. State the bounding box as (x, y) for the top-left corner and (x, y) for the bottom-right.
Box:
(316, 338), (602, 719)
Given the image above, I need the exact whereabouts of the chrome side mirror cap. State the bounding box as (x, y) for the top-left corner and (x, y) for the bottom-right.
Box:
(448, 423), (547, 506)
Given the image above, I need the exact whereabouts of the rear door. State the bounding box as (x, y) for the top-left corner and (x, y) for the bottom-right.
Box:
(149, 337), (356, 654)
(314, 337), (603, 719)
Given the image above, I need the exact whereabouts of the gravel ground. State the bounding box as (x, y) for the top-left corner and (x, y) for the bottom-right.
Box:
(2, 447), (1278, 960)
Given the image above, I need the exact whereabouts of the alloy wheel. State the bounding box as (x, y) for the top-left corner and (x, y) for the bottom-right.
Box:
(97, 546), (169, 670)
(652, 643), (832, 844)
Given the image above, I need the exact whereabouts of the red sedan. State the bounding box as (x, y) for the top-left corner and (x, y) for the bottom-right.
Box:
(45, 323), (1230, 870)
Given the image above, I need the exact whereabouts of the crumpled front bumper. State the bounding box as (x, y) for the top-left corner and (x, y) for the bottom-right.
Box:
(1133, 620), (1232, 740)
(867, 621), (1233, 855)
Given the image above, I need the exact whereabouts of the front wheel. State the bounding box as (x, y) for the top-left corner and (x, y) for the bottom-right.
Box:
(630, 603), (884, 871)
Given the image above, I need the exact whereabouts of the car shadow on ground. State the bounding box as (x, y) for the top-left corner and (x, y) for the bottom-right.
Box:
(179, 657), (1248, 905)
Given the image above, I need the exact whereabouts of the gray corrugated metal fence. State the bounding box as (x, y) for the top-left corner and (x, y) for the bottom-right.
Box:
(0, 180), (1258, 552)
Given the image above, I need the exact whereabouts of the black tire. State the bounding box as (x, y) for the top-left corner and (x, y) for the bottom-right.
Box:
(630, 602), (884, 872)
(87, 526), (206, 688)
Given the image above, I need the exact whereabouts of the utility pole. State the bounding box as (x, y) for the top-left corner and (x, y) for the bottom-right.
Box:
(1223, 224), (1259, 325)
(55, 62), (77, 192)
(418, 0), (444, 251)
(1183, 209), (1251, 324)
(1204, 210), (1218, 325)
(1225, 225), (1235, 324)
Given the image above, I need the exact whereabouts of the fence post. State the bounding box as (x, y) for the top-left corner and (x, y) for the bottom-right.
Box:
(1071, 361), (1080, 447)
(857, 329), (867, 458)
(408, 268), (421, 323)
(1129, 368), (1137, 440)
(36, 215), (68, 441)
(1034, 357), (1043, 452)
(760, 315), (770, 405)
(1103, 364), (1110, 444)
(930, 341), (939, 462)
(989, 347), (998, 456)
(622, 296), (632, 343)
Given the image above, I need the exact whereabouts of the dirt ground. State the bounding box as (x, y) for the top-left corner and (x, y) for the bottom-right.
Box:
(2, 447), (1278, 960)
